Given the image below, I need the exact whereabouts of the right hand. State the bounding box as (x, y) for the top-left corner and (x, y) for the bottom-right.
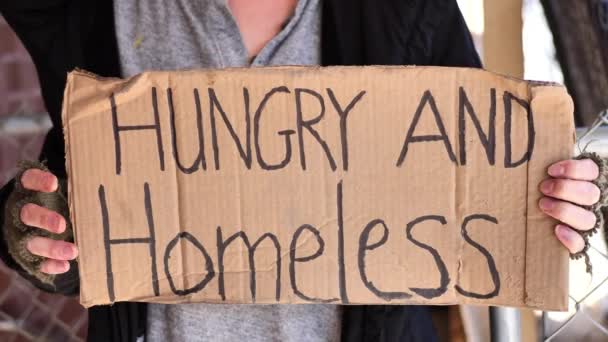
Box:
(19, 169), (78, 274)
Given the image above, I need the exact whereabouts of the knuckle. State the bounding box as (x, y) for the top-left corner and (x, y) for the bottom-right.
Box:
(51, 244), (65, 259)
(20, 204), (33, 223)
(43, 212), (58, 231)
(552, 202), (567, 218)
(39, 172), (54, 190)
(562, 160), (575, 175)
(26, 237), (43, 255)
(40, 212), (50, 228)
(553, 179), (566, 195)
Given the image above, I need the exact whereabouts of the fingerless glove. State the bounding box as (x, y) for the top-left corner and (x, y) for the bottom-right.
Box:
(573, 152), (608, 274)
(2, 160), (74, 285)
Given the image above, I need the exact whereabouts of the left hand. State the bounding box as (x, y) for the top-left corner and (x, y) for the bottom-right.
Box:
(539, 159), (601, 254)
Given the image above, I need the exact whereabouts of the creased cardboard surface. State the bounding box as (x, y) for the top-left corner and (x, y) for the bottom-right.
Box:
(61, 66), (573, 310)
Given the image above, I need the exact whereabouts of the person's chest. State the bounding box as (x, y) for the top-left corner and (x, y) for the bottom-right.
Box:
(113, 0), (322, 78)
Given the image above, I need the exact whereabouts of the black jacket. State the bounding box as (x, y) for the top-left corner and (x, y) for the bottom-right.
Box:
(0, 1), (481, 341)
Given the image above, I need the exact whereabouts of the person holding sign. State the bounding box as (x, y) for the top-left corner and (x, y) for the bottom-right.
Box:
(0, 1), (605, 342)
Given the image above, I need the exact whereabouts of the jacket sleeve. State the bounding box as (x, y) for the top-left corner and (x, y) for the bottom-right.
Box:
(430, 1), (482, 68)
(0, 2), (79, 295)
(1, 0), (74, 177)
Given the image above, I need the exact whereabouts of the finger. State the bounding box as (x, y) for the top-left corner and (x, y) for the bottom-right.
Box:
(540, 179), (601, 206)
(39, 259), (70, 275)
(20, 169), (58, 192)
(20, 203), (66, 233)
(538, 197), (597, 231)
(26, 237), (78, 261)
(548, 159), (599, 181)
(555, 224), (585, 254)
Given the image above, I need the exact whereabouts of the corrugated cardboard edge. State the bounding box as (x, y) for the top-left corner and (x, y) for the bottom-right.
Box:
(66, 65), (564, 87)
(524, 84), (574, 311)
(61, 71), (86, 303)
(62, 66), (574, 308)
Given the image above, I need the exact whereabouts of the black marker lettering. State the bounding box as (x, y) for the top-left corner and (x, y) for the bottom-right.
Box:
(168, 88), (207, 173)
(504, 91), (535, 168)
(209, 88), (252, 170)
(455, 214), (500, 299)
(289, 224), (338, 303)
(327, 89), (366, 171)
(336, 180), (349, 303)
(216, 228), (281, 302)
(396, 90), (457, 167)
(295, 88), (337, 171)
(164, 232), (215, 296)
(406, 215), (450, 299)
(358, 219), (411, 300)
(253, 86), (295, 170)
(99, 183), (159, 302)
(111, 90), (165, 175)
(458, 87), (496, 165)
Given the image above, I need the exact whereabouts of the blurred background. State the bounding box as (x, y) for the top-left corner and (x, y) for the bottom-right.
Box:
(0, 0), (607, 341)
(0, 6), (87, 342)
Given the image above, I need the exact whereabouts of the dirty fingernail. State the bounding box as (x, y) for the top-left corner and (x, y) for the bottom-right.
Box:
(548, 164), (564, 177)
(539, 197), (555, 211)
(541, 180), (554, 194)
(555, 224), (579, 251)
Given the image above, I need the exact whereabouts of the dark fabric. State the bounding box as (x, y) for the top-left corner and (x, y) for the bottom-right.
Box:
(3, 161), (74, 286)
(88, 302), (148, 342)
(321, 0), (481, 67)
(341, 306), (437, 342)
(0, 0), (481, 341)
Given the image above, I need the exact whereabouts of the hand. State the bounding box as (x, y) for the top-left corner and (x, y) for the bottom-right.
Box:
(539, 159), (601, 254)
(19, 169), (78, 274)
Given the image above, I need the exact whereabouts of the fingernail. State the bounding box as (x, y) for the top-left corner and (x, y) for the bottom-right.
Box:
(548, 164), (564, 177)
(539, 197), (555, 211)
(541, 180), (554, 194)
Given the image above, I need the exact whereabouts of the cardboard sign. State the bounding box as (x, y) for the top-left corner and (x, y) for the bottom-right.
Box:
(62, 66), (574, 310)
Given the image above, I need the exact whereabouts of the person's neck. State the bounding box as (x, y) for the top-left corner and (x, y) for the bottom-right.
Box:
(227, 0), (298, 59)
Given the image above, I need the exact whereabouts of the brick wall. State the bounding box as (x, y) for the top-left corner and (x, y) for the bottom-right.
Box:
(0, 15), (87, 342)
(0, 17), (45, 117)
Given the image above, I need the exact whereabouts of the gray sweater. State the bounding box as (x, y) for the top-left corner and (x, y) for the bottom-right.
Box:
(113, 0), (342, 341)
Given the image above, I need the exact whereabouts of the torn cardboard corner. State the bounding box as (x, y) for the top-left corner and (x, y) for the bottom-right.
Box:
(61, 66), (574, 310)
